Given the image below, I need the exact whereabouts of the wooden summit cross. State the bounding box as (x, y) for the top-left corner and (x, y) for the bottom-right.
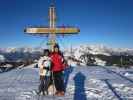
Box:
(24, 0), (80, 50)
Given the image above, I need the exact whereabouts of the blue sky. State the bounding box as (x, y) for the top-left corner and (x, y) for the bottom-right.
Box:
(0, 0), (133, 48)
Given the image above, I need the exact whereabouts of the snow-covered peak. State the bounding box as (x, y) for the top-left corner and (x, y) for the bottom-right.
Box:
(0, 47), (43, 54)
(0, 55), (6, 62)
(0, 47), (44, 63)
(65, 44), (133, 56)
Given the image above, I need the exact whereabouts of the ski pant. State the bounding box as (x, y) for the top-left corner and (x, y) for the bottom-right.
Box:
(39, 76), (50, 92)
(53, 71), (65, 92)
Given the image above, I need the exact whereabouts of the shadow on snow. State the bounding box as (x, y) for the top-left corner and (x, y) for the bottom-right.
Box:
(102, 66), (133, 83)
(102, 79), (123, 100)
(73, 72), (87, 100)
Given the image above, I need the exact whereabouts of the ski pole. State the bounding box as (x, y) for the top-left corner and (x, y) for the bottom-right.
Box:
(51, 71), (55, 96)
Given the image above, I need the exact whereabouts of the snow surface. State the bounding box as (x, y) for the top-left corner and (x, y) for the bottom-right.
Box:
(0, 64), (133, 100)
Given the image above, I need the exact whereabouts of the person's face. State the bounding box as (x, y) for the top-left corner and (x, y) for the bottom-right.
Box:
(44, 51), (49, 56)
(54, 47), (59, 52)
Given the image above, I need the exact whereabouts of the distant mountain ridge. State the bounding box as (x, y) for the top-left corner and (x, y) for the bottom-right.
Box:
(0, 47), (43, 63)
(0, 45), (133, 67)
(64, 44), (133, 67)
(66, 44), (133, 56)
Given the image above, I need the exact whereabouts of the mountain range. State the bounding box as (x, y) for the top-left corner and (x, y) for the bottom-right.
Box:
(0, 44), (133, 67)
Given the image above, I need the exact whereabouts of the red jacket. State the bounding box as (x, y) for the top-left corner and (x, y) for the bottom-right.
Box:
(50, 52), (65, 72)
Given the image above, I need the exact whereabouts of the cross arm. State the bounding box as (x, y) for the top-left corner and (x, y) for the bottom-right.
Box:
(24, 27), (80, 35)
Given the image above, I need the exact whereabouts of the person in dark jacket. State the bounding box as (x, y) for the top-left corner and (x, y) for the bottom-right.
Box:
(50, 44), (66, 96)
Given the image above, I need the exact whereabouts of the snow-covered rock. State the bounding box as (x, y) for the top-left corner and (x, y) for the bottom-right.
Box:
(2, 64), (13, 68)
(94, 58), (106, 66)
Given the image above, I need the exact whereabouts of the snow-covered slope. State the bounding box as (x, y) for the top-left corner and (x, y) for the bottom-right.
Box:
(0, 65), (133, 100)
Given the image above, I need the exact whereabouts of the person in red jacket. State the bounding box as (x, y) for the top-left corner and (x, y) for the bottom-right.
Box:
(50, 44), (65, 96)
